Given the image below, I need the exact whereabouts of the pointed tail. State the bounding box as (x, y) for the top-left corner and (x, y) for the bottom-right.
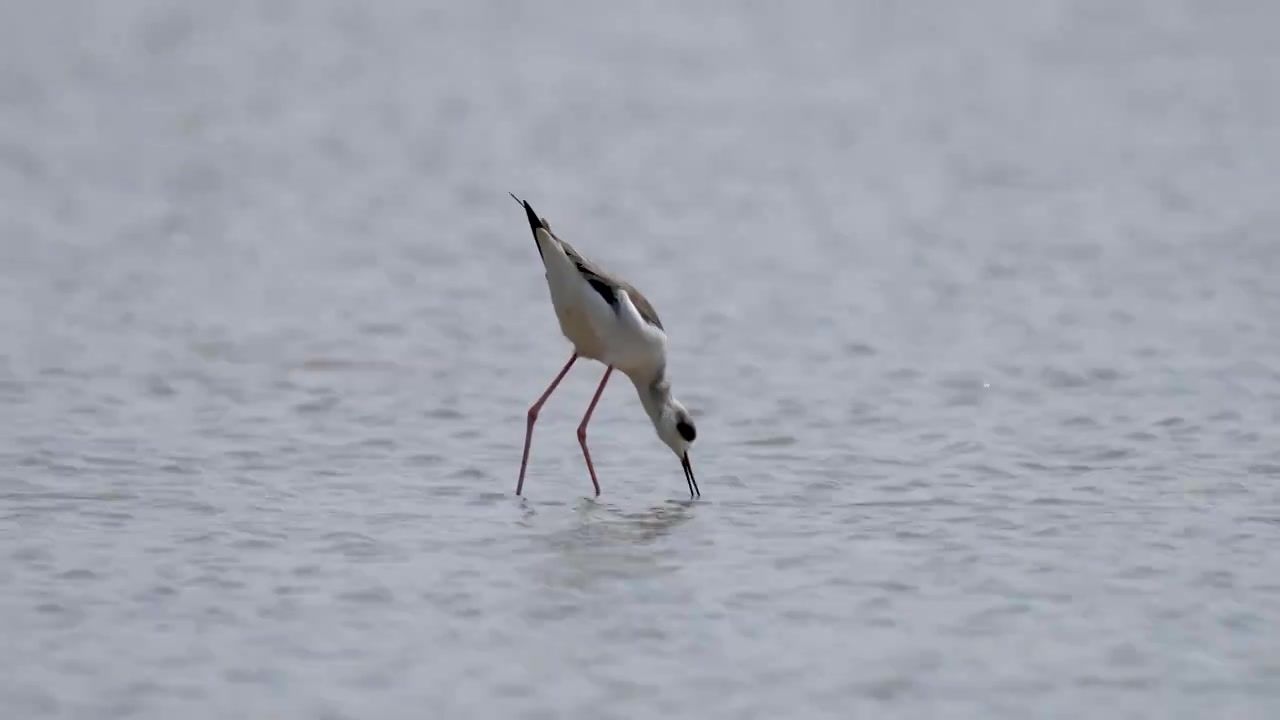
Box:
(509, 192), (547, 259)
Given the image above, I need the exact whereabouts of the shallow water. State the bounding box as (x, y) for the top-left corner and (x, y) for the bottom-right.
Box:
(3, 0), (1280, 718)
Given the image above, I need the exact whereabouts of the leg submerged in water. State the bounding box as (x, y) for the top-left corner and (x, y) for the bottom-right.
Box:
(516, 353), (578, 496)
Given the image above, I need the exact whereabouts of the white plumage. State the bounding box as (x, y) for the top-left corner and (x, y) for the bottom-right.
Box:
(510, 194), (699, 499)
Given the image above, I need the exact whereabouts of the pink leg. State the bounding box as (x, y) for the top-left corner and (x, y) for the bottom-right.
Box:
(516, 353), (578, 496)
(577, 366), (614, 496)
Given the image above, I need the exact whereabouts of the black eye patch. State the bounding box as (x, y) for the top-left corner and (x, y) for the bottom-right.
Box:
(676, 419), (697, 442)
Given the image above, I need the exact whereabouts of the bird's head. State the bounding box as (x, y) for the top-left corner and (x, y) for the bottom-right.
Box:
(654, 399), (699, 496)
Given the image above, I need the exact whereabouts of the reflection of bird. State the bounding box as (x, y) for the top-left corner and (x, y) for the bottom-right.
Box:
(509, 194), (699, 499)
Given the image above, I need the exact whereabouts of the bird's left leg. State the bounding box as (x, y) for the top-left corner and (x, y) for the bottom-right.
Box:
(576, 366), (614, 496)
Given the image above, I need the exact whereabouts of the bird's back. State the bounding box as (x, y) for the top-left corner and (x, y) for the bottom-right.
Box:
(512, 195), (667, 367)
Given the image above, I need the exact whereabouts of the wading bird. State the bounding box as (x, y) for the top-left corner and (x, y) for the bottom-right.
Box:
(510, 194), (699, 498)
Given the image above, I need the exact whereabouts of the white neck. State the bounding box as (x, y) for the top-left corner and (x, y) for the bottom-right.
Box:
(633, 367), (673, 427)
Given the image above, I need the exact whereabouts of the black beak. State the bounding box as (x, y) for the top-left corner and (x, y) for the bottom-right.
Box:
(681, 452), (700, 498)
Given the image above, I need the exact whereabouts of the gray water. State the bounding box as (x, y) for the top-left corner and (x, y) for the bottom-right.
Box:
(3, 1), (1280, 718)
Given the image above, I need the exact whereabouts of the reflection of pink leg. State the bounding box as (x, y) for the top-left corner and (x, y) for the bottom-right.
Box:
(516, 354), (578, 496)
(577, 367), (614, 496)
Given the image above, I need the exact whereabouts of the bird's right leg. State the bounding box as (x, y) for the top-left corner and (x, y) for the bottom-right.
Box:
(516, 353), (578, 496)
(576, 366), (614, 497)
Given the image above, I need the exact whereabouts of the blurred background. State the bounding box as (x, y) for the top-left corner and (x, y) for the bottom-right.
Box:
(2, 0), (1279, 718)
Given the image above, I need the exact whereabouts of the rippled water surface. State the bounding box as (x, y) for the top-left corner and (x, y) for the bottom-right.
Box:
(3, 1), (1280, 718)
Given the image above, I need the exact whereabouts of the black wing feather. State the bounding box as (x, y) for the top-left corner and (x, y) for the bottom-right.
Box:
(585, 275), (619, 309)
